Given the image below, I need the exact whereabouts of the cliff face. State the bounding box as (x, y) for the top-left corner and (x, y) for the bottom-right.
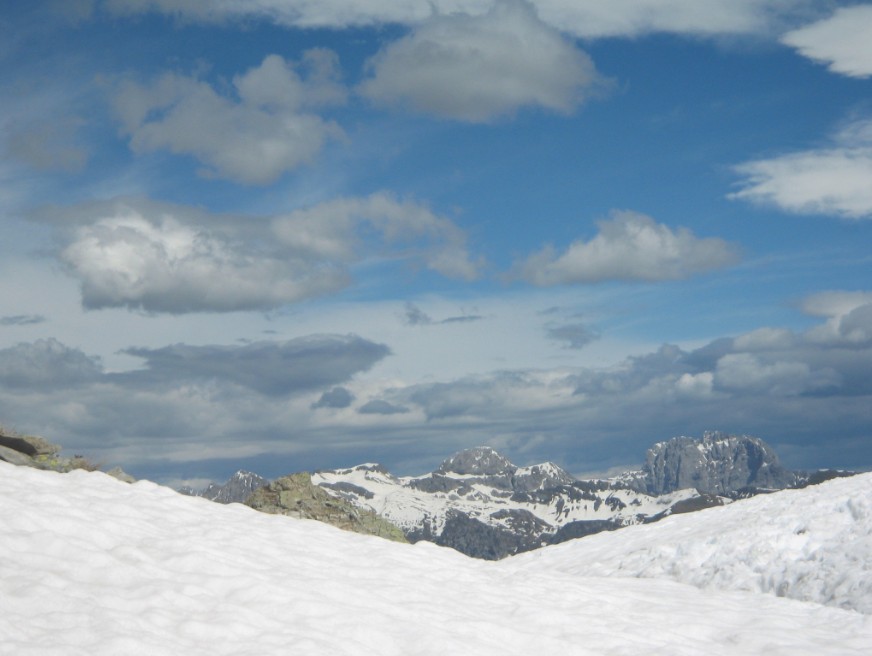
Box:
(642, 431), (797, 496)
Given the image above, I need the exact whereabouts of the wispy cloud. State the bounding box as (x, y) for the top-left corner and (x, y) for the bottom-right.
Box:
(403, 303), (484, 326)
(730, 117), (872, 219)
(100, 0), (819, 39)
(781, 6), (872, 79)
(0, 314), (46, 326)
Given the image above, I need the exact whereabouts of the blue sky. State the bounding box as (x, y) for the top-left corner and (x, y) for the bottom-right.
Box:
(1, 0), (871, 486)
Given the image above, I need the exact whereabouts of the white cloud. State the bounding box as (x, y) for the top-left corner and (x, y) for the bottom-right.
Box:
(38, 194), (479, 313)
(730, 117), (872, 219)
(358, 1), (601, 122)
(518, 210), (739, 286)
(102, 0), (818, 38)
(272, 192), (481, 280)
(714, 353), (813, 396)
(675, 371), (714, 398)
(732, 327), (796, 351)
(802, 291), (872, 347)
(781, 5), (872, 78)
(58, 203), (346, 313)
(112, 52), (346, 184)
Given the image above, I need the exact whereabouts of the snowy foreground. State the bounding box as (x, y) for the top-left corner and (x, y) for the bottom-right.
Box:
(1, 462), (870, 655)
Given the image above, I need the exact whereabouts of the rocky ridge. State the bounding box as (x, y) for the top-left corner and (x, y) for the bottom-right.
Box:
(245, 472), (407, 543)
(185, 433), (848, 559)
(0, 428), (134, 482)
(310, 445), (718, 559)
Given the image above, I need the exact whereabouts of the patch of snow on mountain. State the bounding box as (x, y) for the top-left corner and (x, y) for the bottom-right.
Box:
(2, 461), (871, 655)
(509, 472), (872, 614)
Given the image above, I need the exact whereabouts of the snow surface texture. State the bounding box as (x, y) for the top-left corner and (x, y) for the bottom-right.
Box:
(510, 471), (872, 614)
(1, 462), (871, 656)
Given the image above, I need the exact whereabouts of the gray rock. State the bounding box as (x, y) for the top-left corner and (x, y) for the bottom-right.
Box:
(643, 431), (797, 495)
(437, 446), (515, 476)
(198, 470), (269, 504)
(0, 444), (36, 466)
(0, 433), (59, 457)
(106, 467), (136, 484)
(246, 472), (407, 543)
(511, 462), (576, 492)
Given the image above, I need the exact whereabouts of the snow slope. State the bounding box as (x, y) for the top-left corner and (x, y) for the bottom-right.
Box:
(509, 472), (872, 613)
(1, 461), (871, 655)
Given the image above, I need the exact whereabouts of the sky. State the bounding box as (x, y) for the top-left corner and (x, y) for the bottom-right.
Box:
(1, 0), (871, 487)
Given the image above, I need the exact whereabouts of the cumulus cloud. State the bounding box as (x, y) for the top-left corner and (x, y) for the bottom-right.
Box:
(120, 335), (389, 396)
(312, 386), (355, 409)
(781, 5), (872, 78)
(802, 291), (872, 347)
(730, 117), (872, 219)
(358, 0), (602, 122)
(518, 210), (739, 285)
(713, 353), (817, 396)
(0, 338), (102, 389)
(112, 51), (346, 184)
(36, 194), (478, 313)
(3, 290), (872, 479)
(52, 199), (346, 313)
(102, 0), (818, 39)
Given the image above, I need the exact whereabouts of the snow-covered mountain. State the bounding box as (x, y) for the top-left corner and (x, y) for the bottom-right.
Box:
(180, 469), (268, 503)
(2, 460), (870, 655)
(175, 433), (851, 560)
(312, 445), (723, 559)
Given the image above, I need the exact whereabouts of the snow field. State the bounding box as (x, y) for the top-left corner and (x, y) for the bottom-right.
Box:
(509, 472), (872, 613)
(1, 462), (870, 655)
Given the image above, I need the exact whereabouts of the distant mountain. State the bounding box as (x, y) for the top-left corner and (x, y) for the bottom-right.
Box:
(183, 433), (855, 560)
(181, 470), (268, 504)
(634, 431), (799, 496)
(310, 446), (723, 559)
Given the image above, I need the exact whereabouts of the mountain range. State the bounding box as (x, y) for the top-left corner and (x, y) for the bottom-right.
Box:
(187, 431), (854, 559)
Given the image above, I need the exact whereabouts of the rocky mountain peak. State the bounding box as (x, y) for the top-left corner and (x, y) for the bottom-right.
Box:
(197, 470), (269, 504)
(512, 462), (576, 492)
(643, 432), (797, 496)
(437, 446), (516, 476)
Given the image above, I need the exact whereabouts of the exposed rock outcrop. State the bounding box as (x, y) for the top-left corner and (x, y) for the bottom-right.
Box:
(0, 428), (133, 480)
(245, 472), (407, 543)
(641, 431), (798, 495)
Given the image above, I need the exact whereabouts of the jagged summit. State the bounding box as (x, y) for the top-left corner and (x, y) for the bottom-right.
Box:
(195, 469), (269, 504)
(513, 461), (575, 492)
(642, 431), (797, 495)
(437, 446), (515, 476)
